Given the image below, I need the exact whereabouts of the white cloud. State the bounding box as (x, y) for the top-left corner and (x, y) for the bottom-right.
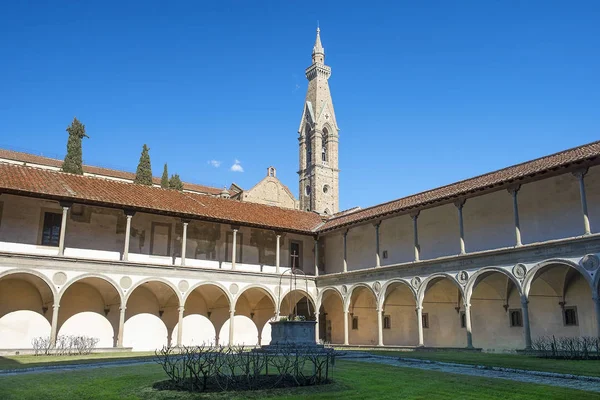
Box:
(208, 160), (221, 168)
(230, 159), (244, 172)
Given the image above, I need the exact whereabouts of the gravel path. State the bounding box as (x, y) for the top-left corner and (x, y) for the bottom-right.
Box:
(339, 353), (600, 393)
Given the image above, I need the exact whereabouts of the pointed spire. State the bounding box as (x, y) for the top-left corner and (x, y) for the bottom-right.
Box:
(312, 26), (325, 63)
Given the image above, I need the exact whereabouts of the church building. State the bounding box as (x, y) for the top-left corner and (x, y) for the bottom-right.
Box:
(0, 29), (599, 353)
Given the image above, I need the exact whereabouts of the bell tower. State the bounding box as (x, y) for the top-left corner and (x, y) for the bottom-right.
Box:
(298, 27), (340, 215)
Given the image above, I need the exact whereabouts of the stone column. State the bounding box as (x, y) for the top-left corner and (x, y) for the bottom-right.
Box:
(181, 221), (189, 266)
(229, 308), (235, 345)
(455, 200), (466, 255)
(464, 302), (473, 348)
(58, 204), (70, 256)
(177, 306), (185, 347)
(508, 186), (522, 246)
(374, 222), (381, 267)
(377, 308), (384, 346)
(343, 310), (349, 345)
(343, 230), (348, 273)
(593, 295), (600, 338)
(50, 304), (60, 347)
(315, 312), (320, 343)
(275, 233), (281, 274)
(573, 170), (591, 235)
(231, 228), (238, 270)
(117, 306), (126, 347)
(416, 305), (424, 347)
(122, 211), (135, 261)
(314, 237), (319, 276)
(521, 295), (532, 350)
(410, 211), (420, 262)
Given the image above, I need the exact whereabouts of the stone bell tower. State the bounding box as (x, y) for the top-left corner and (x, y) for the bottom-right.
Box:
(298, 27), (340, 215)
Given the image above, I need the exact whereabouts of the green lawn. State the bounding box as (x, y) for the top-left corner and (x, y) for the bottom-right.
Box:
(365, 349), (600, 377)
(0, 360), (597, 400)
(0, 351), (155, 370)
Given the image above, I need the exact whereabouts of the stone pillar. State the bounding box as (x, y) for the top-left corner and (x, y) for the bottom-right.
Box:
(177, 306), (185, 347)
(117, 306), (126, 347)
(315, 312), (320, 343)
(410, 211), (420, 262)
(374, 222), (381, 267)
(377, 308), (384, 346)
(181, 221), (189, 266)
(416, 305), (424, 347)
(58, 204), (70, 256)
(123, 211), (135, 261)
(343, 230), (348, 273)
(343, 310), (349, 345)
(50, 304), (60, 347)
(314, 237), (319, 276)
(229, 308), (235, 346)
(593, 295), (600, 338)
(508, 186), (522, 246)
(275, 234), (281, 274)
(573, 170), (591, 235)
(231, 228), (238, 270)
(455, 200), (466, 255)
(464, 303), (473, 348)
(521, 295), (532, 350)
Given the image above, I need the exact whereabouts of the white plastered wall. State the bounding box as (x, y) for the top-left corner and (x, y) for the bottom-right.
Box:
(379, 214), (413, 266)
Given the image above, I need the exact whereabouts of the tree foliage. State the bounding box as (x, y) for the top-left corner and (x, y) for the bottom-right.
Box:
(169, 173), (184, 191)
(61, 117), (88, 174)
(134, 144), (153, 185)
(161, 163), (169, 188)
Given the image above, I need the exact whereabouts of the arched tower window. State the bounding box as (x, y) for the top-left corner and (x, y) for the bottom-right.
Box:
(322, 128), (328, 163)
(305, 125), (312, 166)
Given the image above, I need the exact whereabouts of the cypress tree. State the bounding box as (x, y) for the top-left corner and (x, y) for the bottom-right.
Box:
(62, 117), (88, 174)
(161, 163), (169, 188)
(169, 173), (184, 191)
(134, 144), (153, 185)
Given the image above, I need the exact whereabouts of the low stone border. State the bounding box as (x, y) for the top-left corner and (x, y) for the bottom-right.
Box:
(0, 358), (154, 375)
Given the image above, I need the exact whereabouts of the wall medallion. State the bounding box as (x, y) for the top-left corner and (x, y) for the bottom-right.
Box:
(373, 281), (381, 293)
(119, 276), (132, 289)
(178, 280), (189, 292)
(581, 254), (600, 272)
(229, 283), (239, 295)
(52, 272), (67, 286)
(411, 276), (421, 289)
(457, 270), (469, 285)
(512, 264), (527, 280)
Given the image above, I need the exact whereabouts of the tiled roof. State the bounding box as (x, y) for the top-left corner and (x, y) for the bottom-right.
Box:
(0, 149), (224, 195)
(0, 163), (324, 234)
(319, 140), (600, 232)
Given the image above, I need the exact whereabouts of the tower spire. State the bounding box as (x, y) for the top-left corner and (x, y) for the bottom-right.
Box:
(312, 27), (325, 64)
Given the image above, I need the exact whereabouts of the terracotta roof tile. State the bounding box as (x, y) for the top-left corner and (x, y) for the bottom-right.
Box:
(318, 140), (600, 232)
(0, 163), (324, 234)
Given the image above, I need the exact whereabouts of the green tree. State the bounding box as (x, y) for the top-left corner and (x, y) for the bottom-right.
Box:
(62, 117), (88, 174)
(169, 173), (184, 191)
(161, 163), (169, 188)
(134, 144), (153, 185)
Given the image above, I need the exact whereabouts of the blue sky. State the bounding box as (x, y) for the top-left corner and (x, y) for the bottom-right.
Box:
(0, 1), (598, 211)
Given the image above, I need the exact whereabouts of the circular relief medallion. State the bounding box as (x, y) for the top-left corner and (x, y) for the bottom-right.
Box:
(119, 276), (132, 289)
(411, 276), (421, 289)
(229, 283), (239, 295)
(178, 280), (189, 293)
(373, 281), (381, 293)
(581, 254), (600, 272)
(341, 285), (348, 295)
(457, 271), (469, 285)
(52, 272), (67, 286)
(513, 263), (527, 279)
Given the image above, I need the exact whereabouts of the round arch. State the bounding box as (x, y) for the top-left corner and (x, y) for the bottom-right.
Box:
(522, 258), (594, 297)
(234, 284), (277, 313)
(465, 268), (523, 302)
(378, 279), (416, 310)
(317, 286), (343, 308)
(125, 277), (183, 306)
(345, 283), (377, 312)
(58, 273), (123, 304)
(183, 281), (232, 306)
(417, 273), (464, 305)
(0, 269), (57, 300)
(279, 288), (317, 312)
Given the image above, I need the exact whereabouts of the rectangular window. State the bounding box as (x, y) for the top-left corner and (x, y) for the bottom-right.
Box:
(460, 311), (466, 328)
(383, 315), (391, 329)
(382, 250), (388, 259)
(41, 212), (62, 247)
(564, 307), (578, 326)
(225, 231), (243, 263)
(509, 309), (523, 327)
(290, 240), (302, 269)
(422, 313), (429, 329)
(352, 316), (359, 330)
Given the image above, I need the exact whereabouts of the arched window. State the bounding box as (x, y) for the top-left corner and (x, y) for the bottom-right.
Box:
(305, 125), (312, 166)
(321, 128), (328, 163)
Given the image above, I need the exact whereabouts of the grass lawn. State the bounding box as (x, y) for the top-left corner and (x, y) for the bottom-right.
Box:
(0, 360), (598, 400)
(0, 351), (155, 370)
(364, 349), (600, 377)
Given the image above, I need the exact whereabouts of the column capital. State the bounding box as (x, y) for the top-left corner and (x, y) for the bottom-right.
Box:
(507, 184), (521, 196)
(53, 304), (60, 310)
(119, 306), (127, 312)
(454, 199), (466, 209)
(230, 225), (240, 232)
(181, 218), (191, 225)
(463, 302), (471, 309)
(59, 201), (73, 209)
(343, 229), (349, 237)
(229, 307), (236, 314)
(592, 294), (600, 303)
(520, 295), (529, 306)
(124, 209), (136, 217)
(178, 306), (185, 313)
(572, 168), (589, 180)
(373, 220), (381, 229)
(410, 210), (420, 219)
